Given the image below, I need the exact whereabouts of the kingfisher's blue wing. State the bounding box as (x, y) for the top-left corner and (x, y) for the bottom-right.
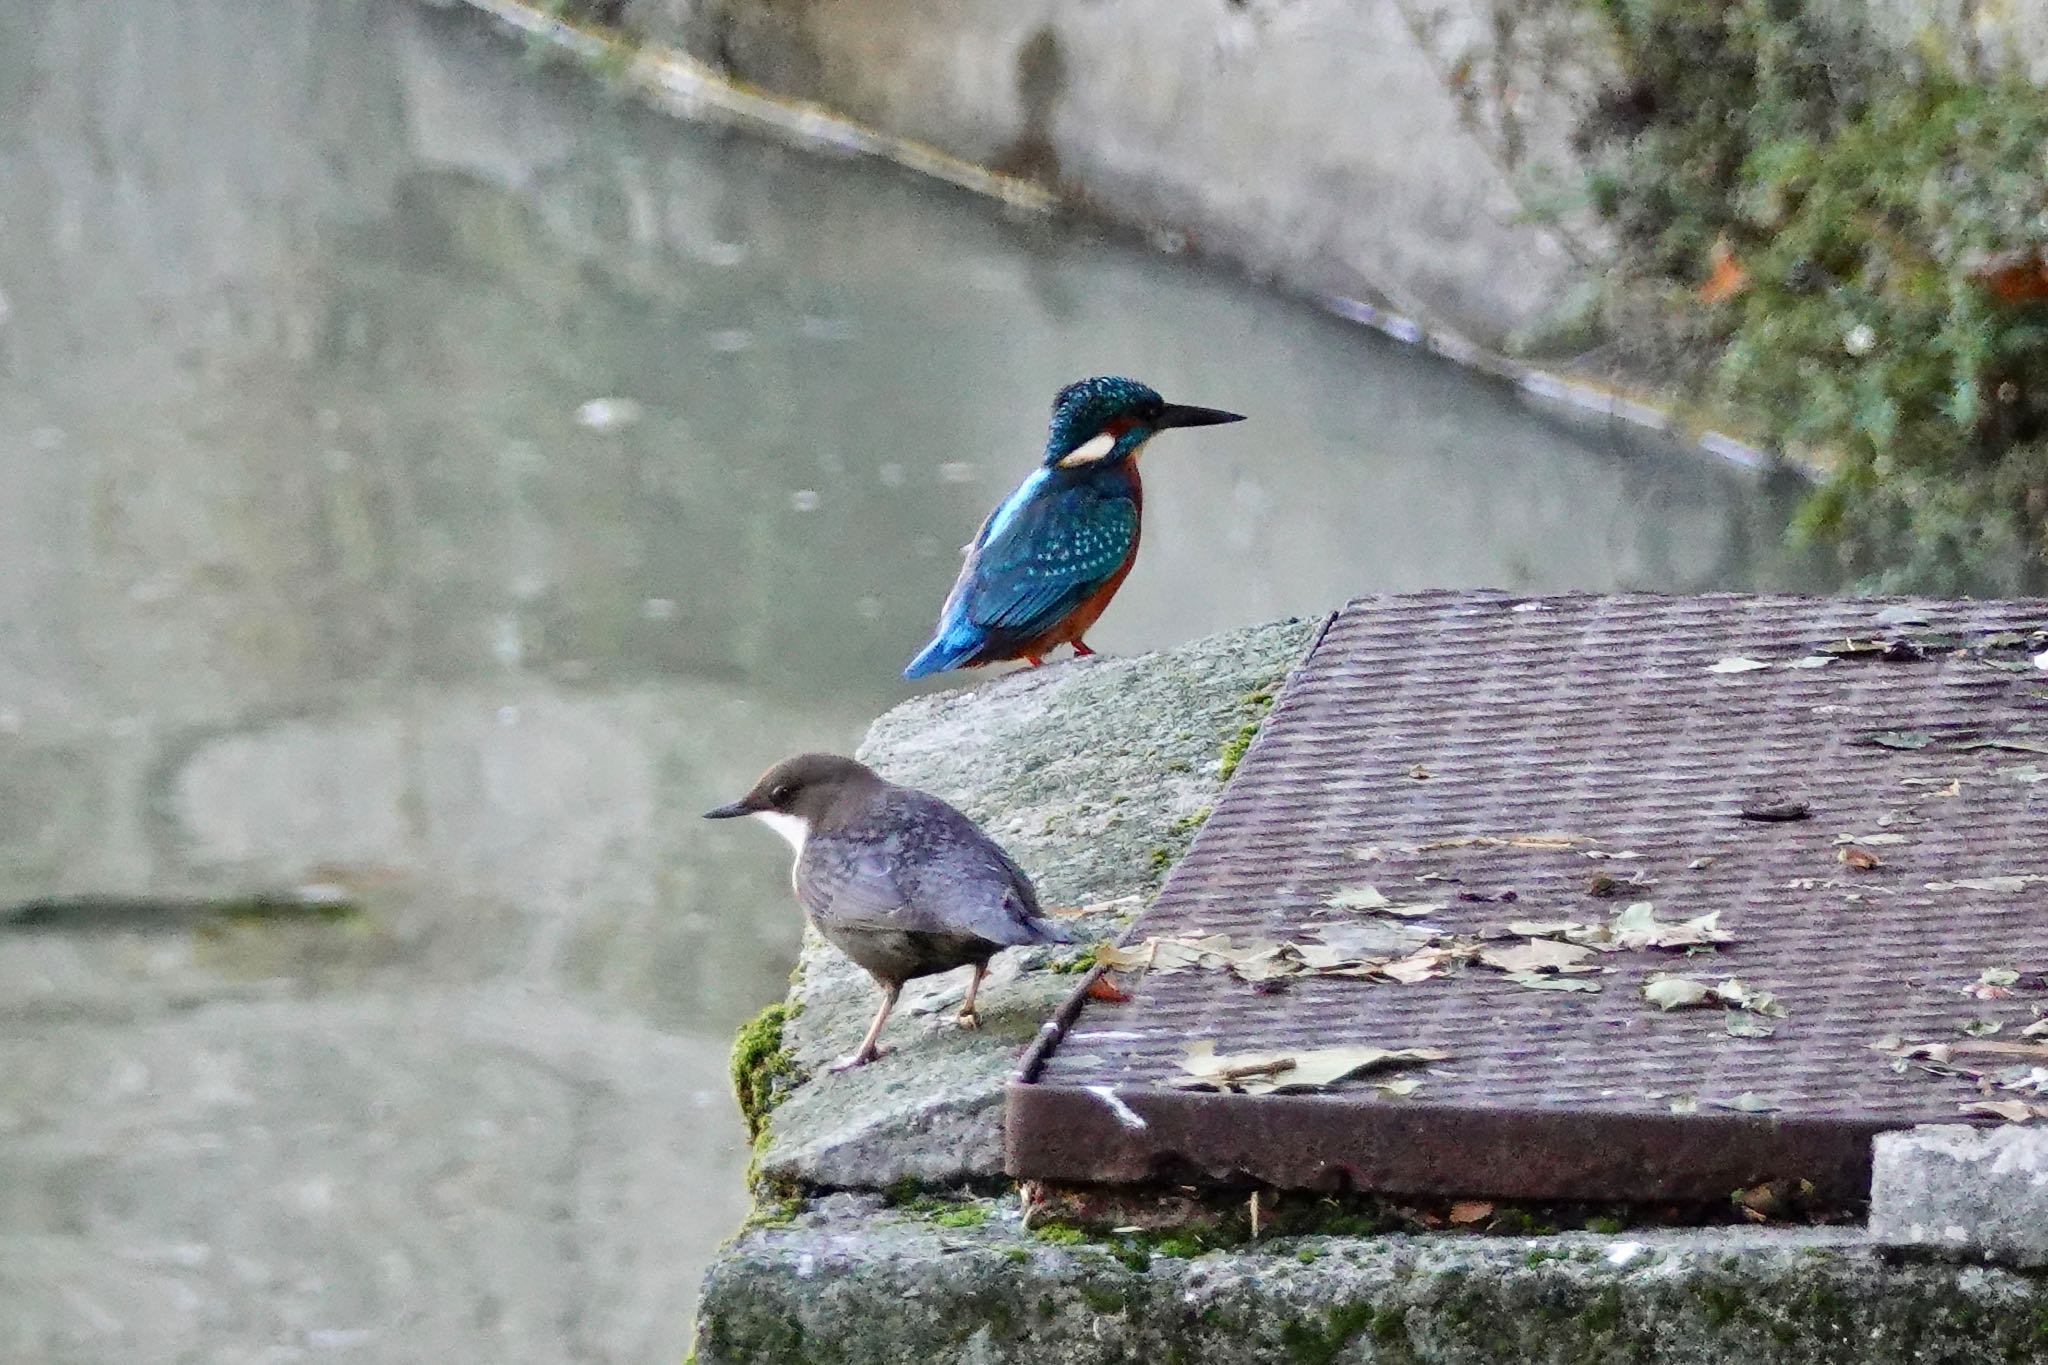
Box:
(959, 480), (1138, 639)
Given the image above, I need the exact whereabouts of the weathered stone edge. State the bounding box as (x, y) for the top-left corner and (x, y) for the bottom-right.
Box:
(1871, 1123), (2048, 1271)
(696, 1196), (2048, 1365)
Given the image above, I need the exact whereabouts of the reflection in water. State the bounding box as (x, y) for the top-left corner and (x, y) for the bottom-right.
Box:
(0, 1), (1838, 1360)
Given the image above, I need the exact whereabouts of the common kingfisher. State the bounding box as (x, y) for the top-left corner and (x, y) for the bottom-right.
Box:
(903, 376), (1244, 678)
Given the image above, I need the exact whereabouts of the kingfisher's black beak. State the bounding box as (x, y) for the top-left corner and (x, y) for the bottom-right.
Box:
(1155, 402), (1246, 430)
(702, 798), (755, 820)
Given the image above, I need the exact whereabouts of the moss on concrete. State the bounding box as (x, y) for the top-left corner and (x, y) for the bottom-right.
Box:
(729, 1002), (803, 1145)
(695, 1195), (2048, 1364)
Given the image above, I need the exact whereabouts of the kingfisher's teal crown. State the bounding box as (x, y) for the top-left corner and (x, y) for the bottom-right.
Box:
(1043, 376), (1165, 463)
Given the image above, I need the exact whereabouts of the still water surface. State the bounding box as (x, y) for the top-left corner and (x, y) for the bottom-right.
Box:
(0, 2), (1838, 1360)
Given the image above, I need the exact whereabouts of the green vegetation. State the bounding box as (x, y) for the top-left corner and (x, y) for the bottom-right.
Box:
(932, 1204), (992, 1229)
(1217, 683), (1280, 782)
(1047, 946), (1098, 974)
(1031, 1222), (1088, 1246)
(729, 1003), (804, 1144)
(1279, 1301), (1378, 1365)
(1217, 721), (1263, 781)
(1586, 0), (2048, 589)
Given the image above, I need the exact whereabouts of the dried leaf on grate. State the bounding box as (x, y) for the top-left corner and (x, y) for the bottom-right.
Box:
(1477, 939), (1597, 976)
(1174, 1040), (1450, 1095)
(1642, 976), (1786, 1016)
(1321, 884), (1445, 918)
(1510, 903), (1731, 954)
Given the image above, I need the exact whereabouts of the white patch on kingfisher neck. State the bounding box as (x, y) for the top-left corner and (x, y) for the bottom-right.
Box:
(1056, 430), (1118, 468)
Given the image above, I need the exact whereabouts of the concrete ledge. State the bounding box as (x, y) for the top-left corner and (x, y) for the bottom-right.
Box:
(748, 620), (1316, 1192)
(699, 616), (2048, 1361)
(697, 1195), (2048, 1365)
(1870, 1124), (2048, 1269)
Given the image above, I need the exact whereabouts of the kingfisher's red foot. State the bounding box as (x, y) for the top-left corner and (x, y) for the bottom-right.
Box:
(1024, 655), (1044, 668)
(1073, 641), (1096, 658)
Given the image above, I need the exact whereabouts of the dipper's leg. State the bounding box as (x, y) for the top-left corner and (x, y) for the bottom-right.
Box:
(832, 981), (900, 1071)
(954, 963), (987, 1029)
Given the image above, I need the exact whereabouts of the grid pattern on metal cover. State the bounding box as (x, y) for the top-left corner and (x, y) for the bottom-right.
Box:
(1025, 592), (2048, 1177)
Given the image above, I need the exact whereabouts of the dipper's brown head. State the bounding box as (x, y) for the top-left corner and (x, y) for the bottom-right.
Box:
(703, 753), (885, 847)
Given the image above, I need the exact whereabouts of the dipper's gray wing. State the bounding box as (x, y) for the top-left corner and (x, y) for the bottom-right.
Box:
(896, 791), (1073, 946)
(798, 791), (1071, 948)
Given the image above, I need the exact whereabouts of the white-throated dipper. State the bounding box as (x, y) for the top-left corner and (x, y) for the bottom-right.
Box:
(705, 753), (1075, 1070)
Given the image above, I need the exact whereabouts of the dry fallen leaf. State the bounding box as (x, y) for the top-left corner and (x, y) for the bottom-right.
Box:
(1523, 903), (1731, 954)
(1958, 737), (2048, 756)
(1835, 833), (1909, 847)
(1447, 1200), (1495, 1226)
(1698, 235), (1749, 304)
(1963, 1099), (2042, 1123)
(1304, 921), (1432, 961)
(1097, 935), (1280, 975)
(1643, 976), (1711, 1011)
(1479, 939), (1597, 975)
(1506, 971), (1602, 993)
(1643, 975), (1785, 1016)
(1607, 902), (1730, 951)
(1411, 834), (1589, 852)
(1971, 249), (2048, 304)
(1323, 885), (1445, 918)
(1175, 1041), (1450, 1095)
(1087, 974), (1133, 1003)
(1325, 884), (1389, 911)
(1840, 846), (1883, 871)
(1709, 656), (1770, 674)
(1928, 875), (2048, 893)
(1379, 947), (1462, 984)
(1506, 918), (1584, 938)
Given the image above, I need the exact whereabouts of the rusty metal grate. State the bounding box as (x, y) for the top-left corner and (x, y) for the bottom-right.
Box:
(1008, 592), (2048, 1203)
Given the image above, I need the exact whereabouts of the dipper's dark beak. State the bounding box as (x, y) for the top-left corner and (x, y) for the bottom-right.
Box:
(1155, 402), (1245, 430)
(702, 798), (755, 820)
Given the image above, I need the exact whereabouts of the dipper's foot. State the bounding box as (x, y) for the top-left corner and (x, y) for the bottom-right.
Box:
(829, 1045), (887, 1073)
(955, 964), (987, 1031)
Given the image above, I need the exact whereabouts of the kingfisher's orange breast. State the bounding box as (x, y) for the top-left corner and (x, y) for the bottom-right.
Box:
(1019, 470), (1142, 653)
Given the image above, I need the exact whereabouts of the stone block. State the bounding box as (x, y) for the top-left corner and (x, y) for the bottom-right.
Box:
(1870, 1122), (2048, 1268)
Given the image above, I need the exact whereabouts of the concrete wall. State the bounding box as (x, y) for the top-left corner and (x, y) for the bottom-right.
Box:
(620, 0), (1612, 351)
(597, 0), (2048, 360)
